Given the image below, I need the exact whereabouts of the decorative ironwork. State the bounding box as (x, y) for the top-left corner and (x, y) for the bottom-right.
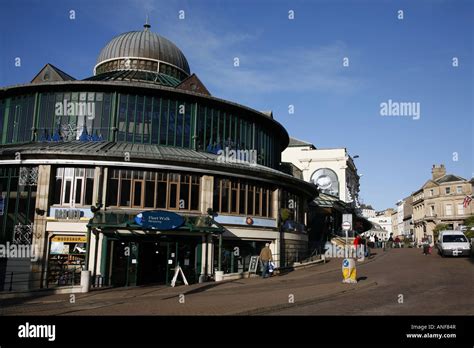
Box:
(12, 223), (34, 245)
(19, 167), (38, 186)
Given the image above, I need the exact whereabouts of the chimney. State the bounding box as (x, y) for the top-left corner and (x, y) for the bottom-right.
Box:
(432, 164), (446, 180)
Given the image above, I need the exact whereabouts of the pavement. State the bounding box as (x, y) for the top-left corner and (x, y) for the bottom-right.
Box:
(0, 247), (472, 315)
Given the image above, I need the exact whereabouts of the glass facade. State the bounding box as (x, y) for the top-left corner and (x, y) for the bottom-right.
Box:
(0, 166), (37, 243)
(0, 90), (282, 168)
(36, 92), (112, 142)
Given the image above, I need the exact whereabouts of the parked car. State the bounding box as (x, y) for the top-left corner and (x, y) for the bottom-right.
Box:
(436, 230), (471, 257)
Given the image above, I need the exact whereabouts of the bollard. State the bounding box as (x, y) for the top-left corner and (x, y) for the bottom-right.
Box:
(342, 258), (357, 284)
(214, 271), (224, 282)
(81, 270), (91, 293)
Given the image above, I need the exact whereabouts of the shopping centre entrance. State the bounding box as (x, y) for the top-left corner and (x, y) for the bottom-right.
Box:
(108, 236), (201, 287)
(86, 211), (224, 287)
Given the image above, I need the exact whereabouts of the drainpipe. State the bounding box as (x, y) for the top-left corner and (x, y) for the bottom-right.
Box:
(218, 233), (222, 272)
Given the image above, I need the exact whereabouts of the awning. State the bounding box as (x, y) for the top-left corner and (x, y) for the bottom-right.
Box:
(87, 211), (225, 235)
(310, 192), (352, 212)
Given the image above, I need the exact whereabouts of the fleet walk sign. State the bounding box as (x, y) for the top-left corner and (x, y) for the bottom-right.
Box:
(134, 210), (185, 230)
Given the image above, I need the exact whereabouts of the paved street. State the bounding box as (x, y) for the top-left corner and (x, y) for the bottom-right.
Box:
(1, 248), (473, 315)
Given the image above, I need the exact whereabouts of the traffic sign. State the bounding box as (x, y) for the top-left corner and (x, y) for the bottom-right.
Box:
(342, 221), (351, 231)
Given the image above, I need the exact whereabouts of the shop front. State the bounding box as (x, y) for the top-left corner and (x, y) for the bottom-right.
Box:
(86, 211), (225, 287)
(47, 234), (87, 286)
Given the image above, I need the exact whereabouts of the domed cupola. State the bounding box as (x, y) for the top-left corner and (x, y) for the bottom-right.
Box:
(94, 20), (190, 82)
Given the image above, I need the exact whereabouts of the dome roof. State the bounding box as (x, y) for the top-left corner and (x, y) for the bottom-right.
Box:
(95, 24), (190, 76)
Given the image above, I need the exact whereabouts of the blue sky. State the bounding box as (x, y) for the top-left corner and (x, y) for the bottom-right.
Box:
(1, 0), (473, 210)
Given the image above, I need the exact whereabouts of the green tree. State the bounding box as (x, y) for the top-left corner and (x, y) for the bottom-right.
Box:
(463, 215), (474, 239)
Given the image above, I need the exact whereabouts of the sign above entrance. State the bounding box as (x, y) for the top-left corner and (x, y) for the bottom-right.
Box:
(134, 211), (185, 231)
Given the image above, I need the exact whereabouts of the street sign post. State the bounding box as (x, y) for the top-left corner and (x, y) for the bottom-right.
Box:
(342, 221), (351, 245)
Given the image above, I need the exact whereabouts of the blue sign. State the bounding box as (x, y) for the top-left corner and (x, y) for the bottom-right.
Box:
(343, 259), (349, 268)
(134, 210), (185, 230)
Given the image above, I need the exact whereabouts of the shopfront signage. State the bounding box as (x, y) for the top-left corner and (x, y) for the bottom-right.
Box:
(134, 210), (185, 230)
(51, 235), (87, 243)
(54, 208), (82, 220)
(248, 255), (260, 274)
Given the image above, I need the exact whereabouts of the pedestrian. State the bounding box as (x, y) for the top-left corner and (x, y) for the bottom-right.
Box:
(388, 233), (394, 248)
(364, 236), (371, 258)
(259, 243), (273, 278)
(353, 234), (362, 257)
(369, 234), (376, 249)
(421, 234), (430, 255)
(394, 236), (401, 248)
(374, 235), (379, 248)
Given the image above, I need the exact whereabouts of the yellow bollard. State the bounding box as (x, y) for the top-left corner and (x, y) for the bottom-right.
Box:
(342, 258), (358, 283)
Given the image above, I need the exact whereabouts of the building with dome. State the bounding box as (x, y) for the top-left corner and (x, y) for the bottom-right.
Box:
(0, 22), (318, 290)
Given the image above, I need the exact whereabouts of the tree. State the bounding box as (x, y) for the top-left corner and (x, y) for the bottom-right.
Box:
(463, 215), (474, 239)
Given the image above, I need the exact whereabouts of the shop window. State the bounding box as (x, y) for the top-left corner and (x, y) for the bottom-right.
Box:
(144, 172), (156, 208)
(48, 235), (86, 286)
(231, 182), (238, 213)
(247, 185), (254, 215)
(168, 173), (179, 209)
(220, 179), (230, 213)
(190, 176), (200, 210)
(239, 183), (246, 214)
(120, 170), (132, 206)
(106, 169), (200, 211)
(156, 173), (167, 208)
(53, 167), (95, 206)
(213, 178), (273, 218)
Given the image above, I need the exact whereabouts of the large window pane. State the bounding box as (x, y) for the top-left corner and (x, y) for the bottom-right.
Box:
(168, 101), (176, 146)
(179, 175), (189, 209)
(118, 95), (127, 141)
(127, 95), (136, 142)
(53, 178), (62, 204)
(145, 180), (155, 208)
(160, 99), (168, 145)
(120, 179), (131, 206)
(191, 176), (199, 211)
(74, 178), (83, 205)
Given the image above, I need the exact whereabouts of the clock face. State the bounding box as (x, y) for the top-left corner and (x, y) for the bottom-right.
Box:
(311, 168), (339, 196)
(315, 175), (332, 189)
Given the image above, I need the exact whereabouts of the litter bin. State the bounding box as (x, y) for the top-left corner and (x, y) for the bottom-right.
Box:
(215, 271), (224, 282)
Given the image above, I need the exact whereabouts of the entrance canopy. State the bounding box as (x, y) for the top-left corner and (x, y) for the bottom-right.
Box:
(87, 211), (225, 237)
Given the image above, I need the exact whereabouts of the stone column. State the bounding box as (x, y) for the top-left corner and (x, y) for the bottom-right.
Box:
(31, 165), (51, 289)
(200, 175), (214, 214)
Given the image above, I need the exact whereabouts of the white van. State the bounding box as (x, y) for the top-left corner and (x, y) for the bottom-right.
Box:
(436, 230), (471, 257)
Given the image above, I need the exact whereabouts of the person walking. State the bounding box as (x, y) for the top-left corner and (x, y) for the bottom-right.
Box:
(353, 234), (362, 258)
(388, 233), (394, 249)
(421, 234), (430, 255)
(374, 235), (379, 248)
(259, 243), (273, 278)
(394, 236), (401, 248)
